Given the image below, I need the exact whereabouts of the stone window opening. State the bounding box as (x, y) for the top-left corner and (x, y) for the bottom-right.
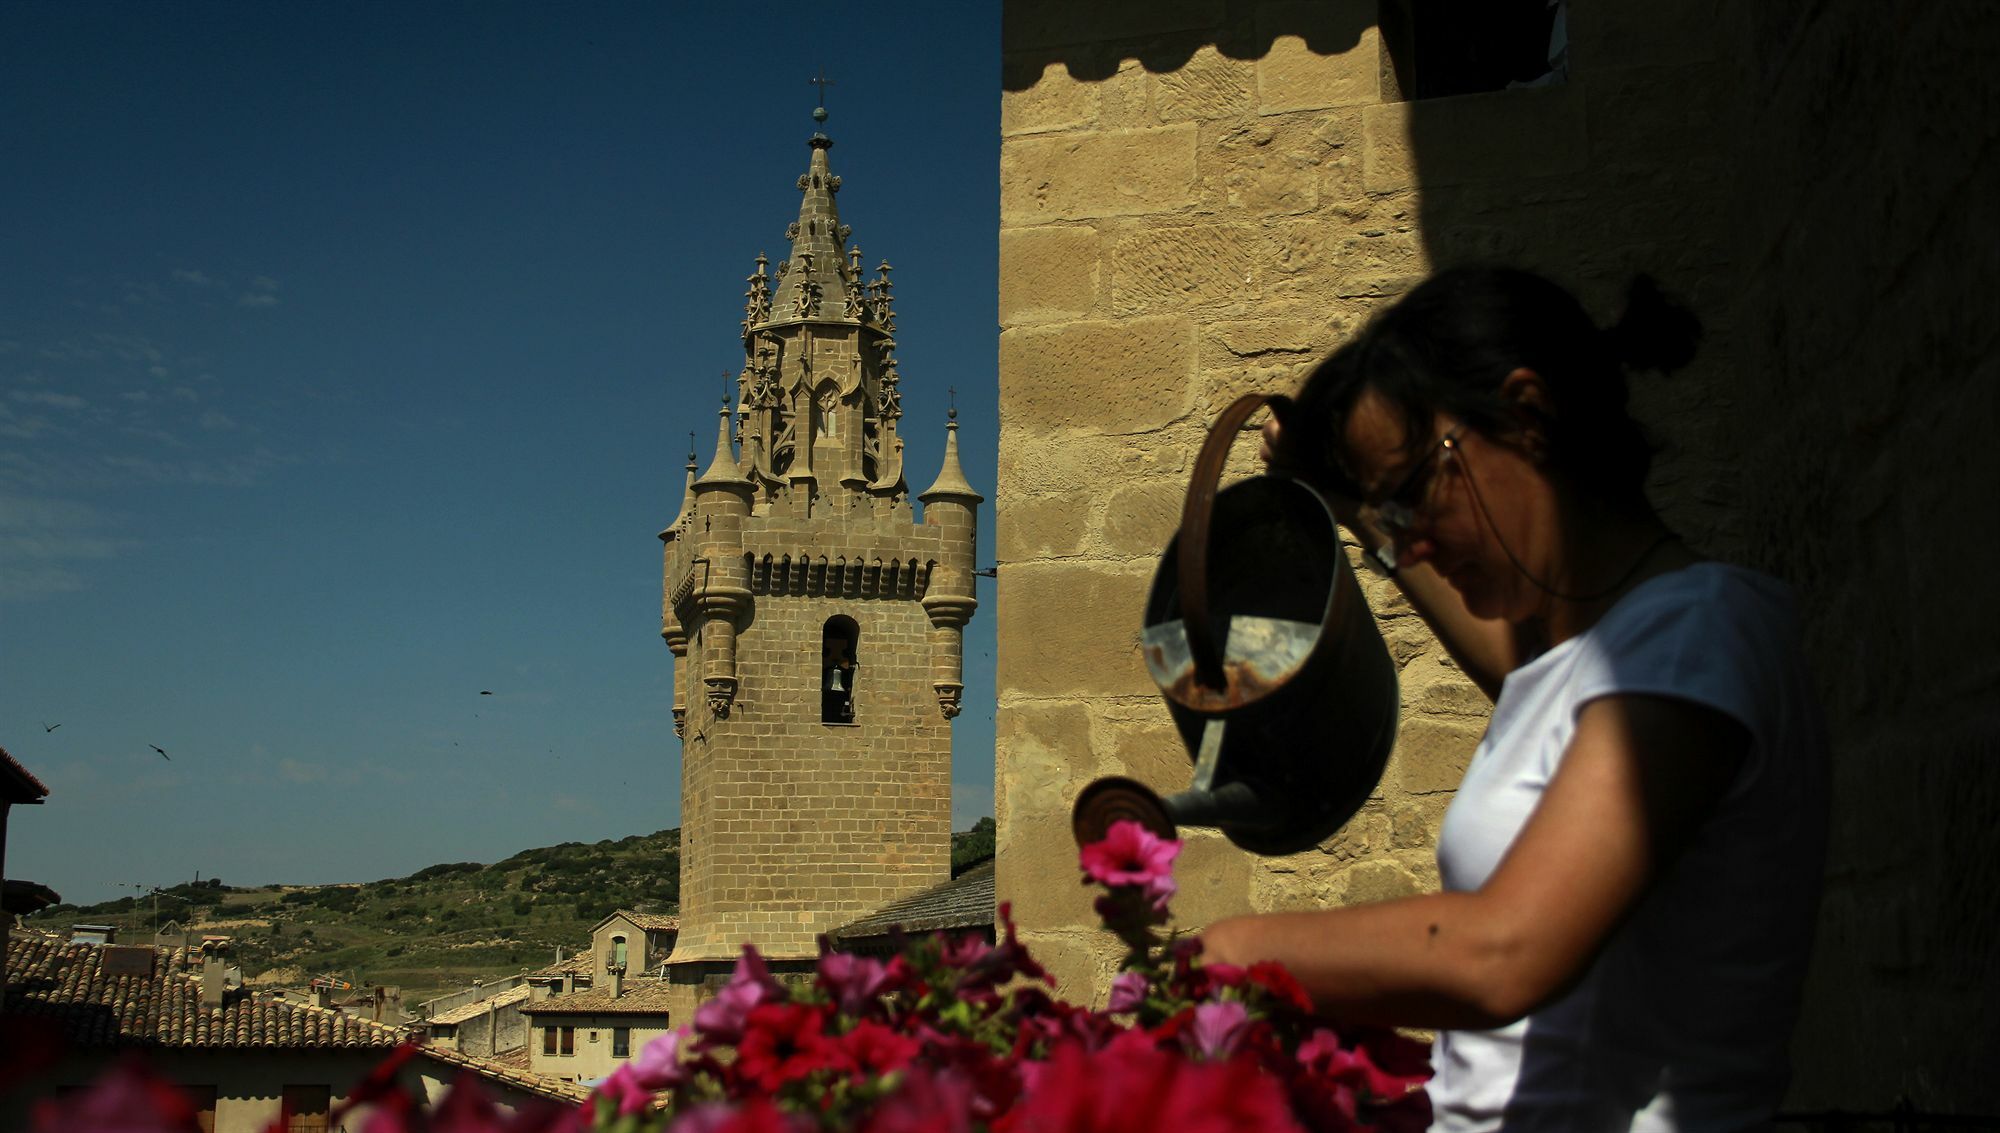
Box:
(610, 934), (628, 973)
(614, 1027), (632, 1058)
(1380, 0), (1567, 100)
(822, 615), (859, 724)
(560, 1025), (576, 1055)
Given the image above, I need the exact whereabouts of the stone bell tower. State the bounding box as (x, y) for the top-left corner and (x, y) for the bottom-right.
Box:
(659, 106), (980, 972)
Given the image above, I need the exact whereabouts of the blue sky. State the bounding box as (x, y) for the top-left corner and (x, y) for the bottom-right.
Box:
(0, 2), (1000, 904)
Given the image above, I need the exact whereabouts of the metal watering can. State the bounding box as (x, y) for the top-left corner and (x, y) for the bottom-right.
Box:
(1072, 393), (1400, 856)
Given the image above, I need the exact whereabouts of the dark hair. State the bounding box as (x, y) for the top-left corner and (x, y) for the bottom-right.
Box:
(1286, 267), (1701, 503)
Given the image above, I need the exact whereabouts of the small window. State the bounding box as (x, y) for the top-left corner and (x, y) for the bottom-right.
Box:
(611, 935), (628, 972)
(282, 1085), (330, 1133)
(543, 1027), (557, 1056)
(560, 1026), (576, 1056)
(821, 615), (860, 723)
(613, 1027), (632, 1058)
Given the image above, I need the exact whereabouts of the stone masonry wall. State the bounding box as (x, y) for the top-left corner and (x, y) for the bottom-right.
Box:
(997, 0), (2000, 1114)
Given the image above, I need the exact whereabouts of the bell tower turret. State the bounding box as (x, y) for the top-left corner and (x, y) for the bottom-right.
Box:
(660, 104), (979, 982)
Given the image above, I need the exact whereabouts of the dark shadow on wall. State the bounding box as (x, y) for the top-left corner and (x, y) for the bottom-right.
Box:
(1003, 0), (2000, 1119)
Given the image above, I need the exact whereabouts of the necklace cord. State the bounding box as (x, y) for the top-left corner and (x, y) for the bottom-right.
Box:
(1455, 445), (1678, 603)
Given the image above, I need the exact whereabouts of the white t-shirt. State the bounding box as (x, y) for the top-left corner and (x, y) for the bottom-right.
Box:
(1428, 563), (1829, 1132)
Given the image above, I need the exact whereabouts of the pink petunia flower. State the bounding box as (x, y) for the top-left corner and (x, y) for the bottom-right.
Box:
(817, 951), (893, 1018)
(1106, 970), (1150, 1014)
(694, 945), (783, 1045)
(1182, 999), (1252, 1061)
(633, 1025), (694, 1090)
(1079, 820), (1182, 891)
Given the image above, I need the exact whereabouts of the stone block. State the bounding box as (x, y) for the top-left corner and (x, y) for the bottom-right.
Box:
(1002, 66), (1099, 136)
(996, 561), (1157, 699)
(1108, 222), (1265, 315)
(999, 226), (1102, 326)
(1211, 121), (1324, 216)
(998, 422), (1195, 499)
(1338, 859), (1423, 905)
(998, 493), (1092, 561)
(1171, 830), (1257, 928)
(1097, 707), (1186, 790)
(1254, 4), (1381, 113)
(999, 317), (1196, 435)
(1155, 45), (1254, 122)
(1362, 87), (1586, 195)
(1389, 716), (1483, 796)
(1000, 124), (1199, 223)
(996, 804), (1095, 929)
(1017, 930), (1123, 1008)
(996, 701), (1094, 821)
(1098, 476), (1186, 558)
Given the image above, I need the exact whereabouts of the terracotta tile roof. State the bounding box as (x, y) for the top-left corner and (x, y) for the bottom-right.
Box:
(4, 934), (405, 1050)
(519, 980), (677, 1017)
(832, 862), (996, 941)
(415, 1045), (590, 1103)
(0, 745), (50, 803)
(622, 912), (681, 933)
(532, 953), (594, 977)
(592, 909), (681, 934)
(427, 983), (531, 1027)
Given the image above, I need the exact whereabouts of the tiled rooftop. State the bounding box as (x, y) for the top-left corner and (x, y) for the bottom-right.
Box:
(519, 980), (676, 1017)
(618, 911), (680, 933)
(833, 861), (995, 940)
(415, 1045), (590, 1103)
(5, 934), (406, 1050)
(427, 983), (532, 1027)
(0, 745), (50, 802)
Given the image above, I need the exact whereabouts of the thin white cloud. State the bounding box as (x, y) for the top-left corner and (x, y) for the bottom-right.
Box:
(171, 269), (217, 287)
(278, 758), (327, 785)
(0, 493), (136, 602)
(10, 390), (88, 411)
(239, 276), (281, 308)
(197, 409), (238, 432)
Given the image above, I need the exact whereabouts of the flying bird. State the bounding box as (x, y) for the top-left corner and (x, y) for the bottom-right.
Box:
(480, 690), (493, 696)
(42, 722), (60, 733)
(149, 744), (170, 761)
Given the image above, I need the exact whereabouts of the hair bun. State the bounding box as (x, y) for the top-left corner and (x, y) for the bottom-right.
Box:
(1607, 274), (1702, 373)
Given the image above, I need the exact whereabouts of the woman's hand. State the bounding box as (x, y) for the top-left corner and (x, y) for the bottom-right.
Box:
(1198, 915), (1262, 969)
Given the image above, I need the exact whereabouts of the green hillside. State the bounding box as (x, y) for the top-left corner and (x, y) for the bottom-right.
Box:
(25, 823), (997, 1007)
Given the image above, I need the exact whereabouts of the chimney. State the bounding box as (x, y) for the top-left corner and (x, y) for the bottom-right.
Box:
(313, 983), (334, 1010)
(561, 972), (575, 996)
(372, 985), (387, 1022)
(529, 980), (552, 1002)
(200, 944), (227, 1010)
(609, 968), (624, 999)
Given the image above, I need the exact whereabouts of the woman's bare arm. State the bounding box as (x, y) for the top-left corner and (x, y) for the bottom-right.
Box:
(1199, 694), (1748, 1028)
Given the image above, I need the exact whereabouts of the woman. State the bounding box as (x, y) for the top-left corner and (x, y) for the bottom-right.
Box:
(1199, 267), (1828, 1131)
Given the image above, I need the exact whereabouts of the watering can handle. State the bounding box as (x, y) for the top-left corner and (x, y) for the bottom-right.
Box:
(1178, 392), (1289, 690)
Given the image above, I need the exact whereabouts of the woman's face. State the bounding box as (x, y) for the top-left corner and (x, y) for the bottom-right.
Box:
(1339, 388), (1555, 623)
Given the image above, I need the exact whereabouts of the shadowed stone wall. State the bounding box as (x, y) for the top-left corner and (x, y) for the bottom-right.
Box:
(996, 0), (2000, 1116)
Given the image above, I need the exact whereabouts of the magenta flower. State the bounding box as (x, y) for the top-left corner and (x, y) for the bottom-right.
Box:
(1079, 820), (1181, 892)
(1106, 970), (1149, 1014)
(694, 945), (782, 1045)
(1182, 998), (1252, 1060)
(632, 1025), (693, 1090)
(817, 951), (893, 1018)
